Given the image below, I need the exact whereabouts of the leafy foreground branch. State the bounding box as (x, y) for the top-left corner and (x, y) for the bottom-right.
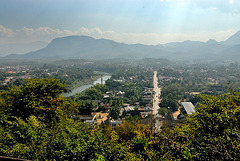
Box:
(0, 78), (240, 160)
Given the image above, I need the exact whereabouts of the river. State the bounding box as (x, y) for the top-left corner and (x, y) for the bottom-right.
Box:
(62, 75), (111, 97)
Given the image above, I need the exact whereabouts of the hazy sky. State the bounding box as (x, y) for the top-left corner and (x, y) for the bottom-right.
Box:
(0, 0), (240, 45)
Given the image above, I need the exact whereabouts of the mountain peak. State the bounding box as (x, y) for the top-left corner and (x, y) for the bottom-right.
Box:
(225, 30), (240, 45)
(47, 35), (95, 48)
(206, 39), (218, 44)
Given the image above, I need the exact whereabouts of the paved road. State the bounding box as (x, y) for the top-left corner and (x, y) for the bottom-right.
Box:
(153, 71), (160, 116)
(152, 71), (162, 133)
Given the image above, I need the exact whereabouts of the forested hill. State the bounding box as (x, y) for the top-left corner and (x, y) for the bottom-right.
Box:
(3, 30), (240, 61)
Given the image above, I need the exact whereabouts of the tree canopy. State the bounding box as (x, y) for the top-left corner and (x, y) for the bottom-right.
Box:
(1, 78), (240, 160)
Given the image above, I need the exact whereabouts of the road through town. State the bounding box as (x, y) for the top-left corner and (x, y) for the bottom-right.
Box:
(153, 71), (162, 133)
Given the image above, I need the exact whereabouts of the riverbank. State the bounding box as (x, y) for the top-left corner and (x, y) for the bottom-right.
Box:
(63, 75), (111, 97)
(70, 75), (100, 89)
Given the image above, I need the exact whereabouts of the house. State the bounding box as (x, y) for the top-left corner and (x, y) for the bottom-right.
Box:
(140, 112), (152, 118)
(123, 104), (134, 112)
(190, 92), (200, 95)
(143, 88), (152, 96)
(110, 120), (122, 127)
(116, 91), (125, 97)
(74, 109), (94, 123)
(137, 108), (145, 112)
(181, 102), (195, 115)
(79, 115), (94, 123)
(103, 94), (110, 99)
(7, 71), (16, 74)
(93, 112), (109, 125)
(4, 79), (11, 83)
(18, 75), (31, 79)
(144, 106), (152, 112)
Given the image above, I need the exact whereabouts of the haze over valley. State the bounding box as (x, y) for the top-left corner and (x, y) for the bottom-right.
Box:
(1, 1), (240, 160)
(2, 30), (240, 62)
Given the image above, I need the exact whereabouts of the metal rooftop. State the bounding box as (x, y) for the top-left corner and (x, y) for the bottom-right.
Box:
(181, 102), (195, 115)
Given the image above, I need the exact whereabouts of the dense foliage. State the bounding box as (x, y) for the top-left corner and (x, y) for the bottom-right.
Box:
(1, 78), (240, 160)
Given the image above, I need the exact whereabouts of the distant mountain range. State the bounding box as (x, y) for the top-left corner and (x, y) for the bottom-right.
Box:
(0, 41), (48, 57)
(2, 30), (240, 61)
